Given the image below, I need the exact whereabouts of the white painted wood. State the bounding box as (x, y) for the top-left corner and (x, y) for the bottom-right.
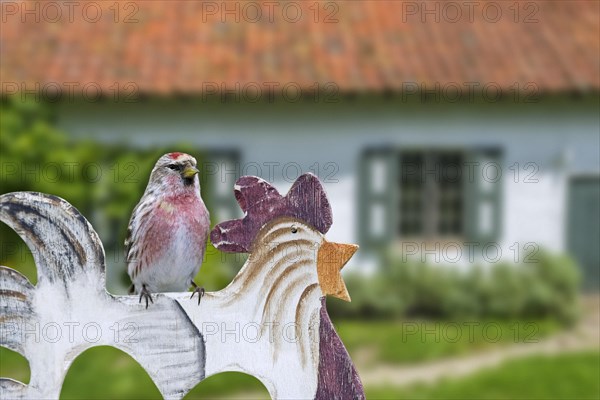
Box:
(0, 192), (362, 399)
(0, 192), (204, 399)
(171, 217), (326, 399)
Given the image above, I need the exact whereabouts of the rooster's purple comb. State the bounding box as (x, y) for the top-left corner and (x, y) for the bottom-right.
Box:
(210, 173), (332, 253)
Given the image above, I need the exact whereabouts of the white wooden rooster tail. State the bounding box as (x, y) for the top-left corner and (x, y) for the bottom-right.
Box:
(0, 173), (364, 399)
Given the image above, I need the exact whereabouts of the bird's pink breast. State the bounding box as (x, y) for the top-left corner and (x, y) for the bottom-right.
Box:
(141, 195), (209, 271)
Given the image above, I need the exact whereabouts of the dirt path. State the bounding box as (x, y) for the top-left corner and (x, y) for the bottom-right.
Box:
(359, 296), (600, 387)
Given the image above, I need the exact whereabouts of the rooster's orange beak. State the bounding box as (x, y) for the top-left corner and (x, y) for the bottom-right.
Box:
(317, 239), (358, 302)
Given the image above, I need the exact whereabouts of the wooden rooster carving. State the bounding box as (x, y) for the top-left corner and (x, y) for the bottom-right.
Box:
(0, 173), (364, 399)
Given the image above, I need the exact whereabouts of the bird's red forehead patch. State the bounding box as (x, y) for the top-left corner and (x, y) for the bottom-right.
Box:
(169, 152), (184, 159)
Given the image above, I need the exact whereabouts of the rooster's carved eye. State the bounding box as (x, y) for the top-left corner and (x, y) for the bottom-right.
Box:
(290, 225), (298, 234)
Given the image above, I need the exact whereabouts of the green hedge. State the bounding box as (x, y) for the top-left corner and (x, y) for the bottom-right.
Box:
(330, 250), (580, 324)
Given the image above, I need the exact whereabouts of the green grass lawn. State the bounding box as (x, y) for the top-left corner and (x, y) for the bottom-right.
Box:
(336, 318), (560, 366)
(366, 351), (600, 399)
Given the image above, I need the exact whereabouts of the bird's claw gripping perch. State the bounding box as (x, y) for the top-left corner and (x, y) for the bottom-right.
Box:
(139, 284), (154, 309)
(190, 281), (205, 305)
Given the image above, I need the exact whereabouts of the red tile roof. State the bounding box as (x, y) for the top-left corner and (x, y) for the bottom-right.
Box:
(1, 0), (598, 94)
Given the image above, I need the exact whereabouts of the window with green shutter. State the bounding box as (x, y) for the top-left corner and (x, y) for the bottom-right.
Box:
(359, 147), (502, 250)
(463, 148), (503, 243)
(359, 148), (398, 249)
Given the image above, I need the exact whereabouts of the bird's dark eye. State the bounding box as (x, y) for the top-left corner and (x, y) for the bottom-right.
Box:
(167, 164), (181, 171)
(291, 225), (298, 234)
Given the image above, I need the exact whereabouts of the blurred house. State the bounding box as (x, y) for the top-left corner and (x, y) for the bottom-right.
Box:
(1, 1), (598, 287)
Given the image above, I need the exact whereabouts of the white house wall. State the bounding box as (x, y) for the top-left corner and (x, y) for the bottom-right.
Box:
(57, 98), (600, 268)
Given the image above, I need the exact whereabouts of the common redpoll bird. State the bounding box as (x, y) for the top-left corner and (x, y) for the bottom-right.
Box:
(125, 152), (210, 308)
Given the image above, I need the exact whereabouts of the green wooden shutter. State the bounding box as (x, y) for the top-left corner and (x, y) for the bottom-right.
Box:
(203, 150), (241, 223)
(359, 148), (398, 250)
(463, 148), (502, 244)
(567, 175), (600, 291)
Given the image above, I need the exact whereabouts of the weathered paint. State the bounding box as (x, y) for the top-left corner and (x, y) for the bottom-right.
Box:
(0, 192), (205, 399)
(210, 173), (332, 253)
(316, 298), (365, 400)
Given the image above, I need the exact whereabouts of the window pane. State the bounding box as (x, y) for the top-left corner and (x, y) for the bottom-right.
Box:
(480, 157), (499, 194)
(479, 201), (493, 236)
(399, 151), (425, 237)
(217, 161), (235, 196)
(217, 206), (232, 223)
(399, 150), (464, 238)
(370, 204), (385, 238)
(371, 159), (387, 194)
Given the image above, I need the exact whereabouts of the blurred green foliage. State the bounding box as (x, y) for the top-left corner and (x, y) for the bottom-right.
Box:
(332, 250), (580, 324)
(0, 97), (237, 291)
(366, 351), (600, 399)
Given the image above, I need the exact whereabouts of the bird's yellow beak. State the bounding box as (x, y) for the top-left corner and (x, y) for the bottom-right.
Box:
(317, 239), (358, 302)
(182, 165), (199, 179)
